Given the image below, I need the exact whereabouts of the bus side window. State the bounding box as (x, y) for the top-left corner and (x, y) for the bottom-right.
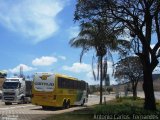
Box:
(82, 82), (85, 90)
(62, 78), (66, 88)
(58, 77), (60, 88)
(58, 77), (62, 88)
(73, 81), (76, 89)
(68, 80), (72, 89)
(65, 78), (68, 88)
(58, 77), (65, 88)
(77, 81), (81, 90)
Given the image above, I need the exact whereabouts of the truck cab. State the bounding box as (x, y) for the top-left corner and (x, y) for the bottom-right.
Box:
(2, 77), (26, 105)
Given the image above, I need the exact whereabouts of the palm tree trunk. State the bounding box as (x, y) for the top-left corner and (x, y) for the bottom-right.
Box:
(100, 56), (103, 105)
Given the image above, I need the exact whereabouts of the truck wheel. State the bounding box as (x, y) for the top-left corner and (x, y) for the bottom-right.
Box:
(21, 97), (26, 104)
(5, 102), (12, 105)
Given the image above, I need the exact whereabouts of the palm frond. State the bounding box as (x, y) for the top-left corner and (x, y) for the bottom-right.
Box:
(79, 29), (96, 38)
(92, 55), (97, 81)
(69, 20), (122, 84)
(80, 46), (89, 63)
(69, 38), (87, 48)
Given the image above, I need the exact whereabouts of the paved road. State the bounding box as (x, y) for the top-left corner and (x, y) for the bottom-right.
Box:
(136, 91), (160, 100)
(0, 92), (159, 120)
(115, 91), (160, 100)
(0, 94), (116, 120)
(154, 92), (160, 100)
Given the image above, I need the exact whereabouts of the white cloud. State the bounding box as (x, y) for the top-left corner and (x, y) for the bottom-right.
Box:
(68, 26), (80, 39)
(0, 70), (8, 74)
(9, 64), (37, 73)
(106, 61), (114, 74)
(0, 0), (67, 43)
(85, 71), (99, 85)
(85, 61), (115, 85)
(62, 62), (91, 73)
(151, 44), (155, 49)
(32, 56), (57, 66)
(62, 61), (116, 85)
(58, 55), (66, 60)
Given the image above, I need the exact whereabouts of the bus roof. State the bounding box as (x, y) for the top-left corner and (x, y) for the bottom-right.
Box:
(56, 74), (78, 80)
(34, 72), (78, 80)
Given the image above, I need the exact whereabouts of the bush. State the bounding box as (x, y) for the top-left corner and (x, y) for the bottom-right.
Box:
(106, 87), (113, 94)
(93, 97), (160, 116)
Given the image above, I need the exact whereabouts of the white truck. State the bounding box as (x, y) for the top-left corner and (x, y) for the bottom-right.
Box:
(1, 77), (32, 105)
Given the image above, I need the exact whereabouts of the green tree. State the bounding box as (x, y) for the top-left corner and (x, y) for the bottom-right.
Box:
(74, 0), (160, 110)
(106, 86), (113, 94)
(70, 21), (117, 104)
(0, 71), (7, 78)
(114, 56), (143, 99)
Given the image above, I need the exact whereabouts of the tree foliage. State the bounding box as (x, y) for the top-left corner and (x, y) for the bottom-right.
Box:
(0, 71), (7, 78)
(114, 56), (143, 99)
(115, 56), (143, 81)
(74, 0), (160, 110)
(70, 21), (117, 104)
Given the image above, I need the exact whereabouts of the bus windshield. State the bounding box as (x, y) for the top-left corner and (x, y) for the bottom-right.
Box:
(34, 73), (55, 92)
(3, 82), (20, 89)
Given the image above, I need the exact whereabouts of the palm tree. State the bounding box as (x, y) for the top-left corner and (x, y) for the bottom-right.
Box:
(69, 20), (118, 104)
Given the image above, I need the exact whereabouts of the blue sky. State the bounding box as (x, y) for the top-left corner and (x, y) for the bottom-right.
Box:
(0, 0), (159, 85)
(0, 0), (116, 85)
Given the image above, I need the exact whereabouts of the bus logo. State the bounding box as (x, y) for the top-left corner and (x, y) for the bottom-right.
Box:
(40, 75), (51, 80)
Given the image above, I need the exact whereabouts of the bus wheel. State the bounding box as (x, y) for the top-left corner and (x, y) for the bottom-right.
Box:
(63, 100), (70, 109)
(66, 100), (70, 109)
(63, 101), (66, 109)
(81, 99), (85, 106)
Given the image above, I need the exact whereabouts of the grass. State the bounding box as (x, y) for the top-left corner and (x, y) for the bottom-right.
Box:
(43, 107), (93, 120)
(94, 97), (160, 115)
(43, 114), (92, 120)
(44, 97), (160, 120)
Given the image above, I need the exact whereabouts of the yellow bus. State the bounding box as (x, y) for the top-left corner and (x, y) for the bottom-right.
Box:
(31, 72), (88, 109)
